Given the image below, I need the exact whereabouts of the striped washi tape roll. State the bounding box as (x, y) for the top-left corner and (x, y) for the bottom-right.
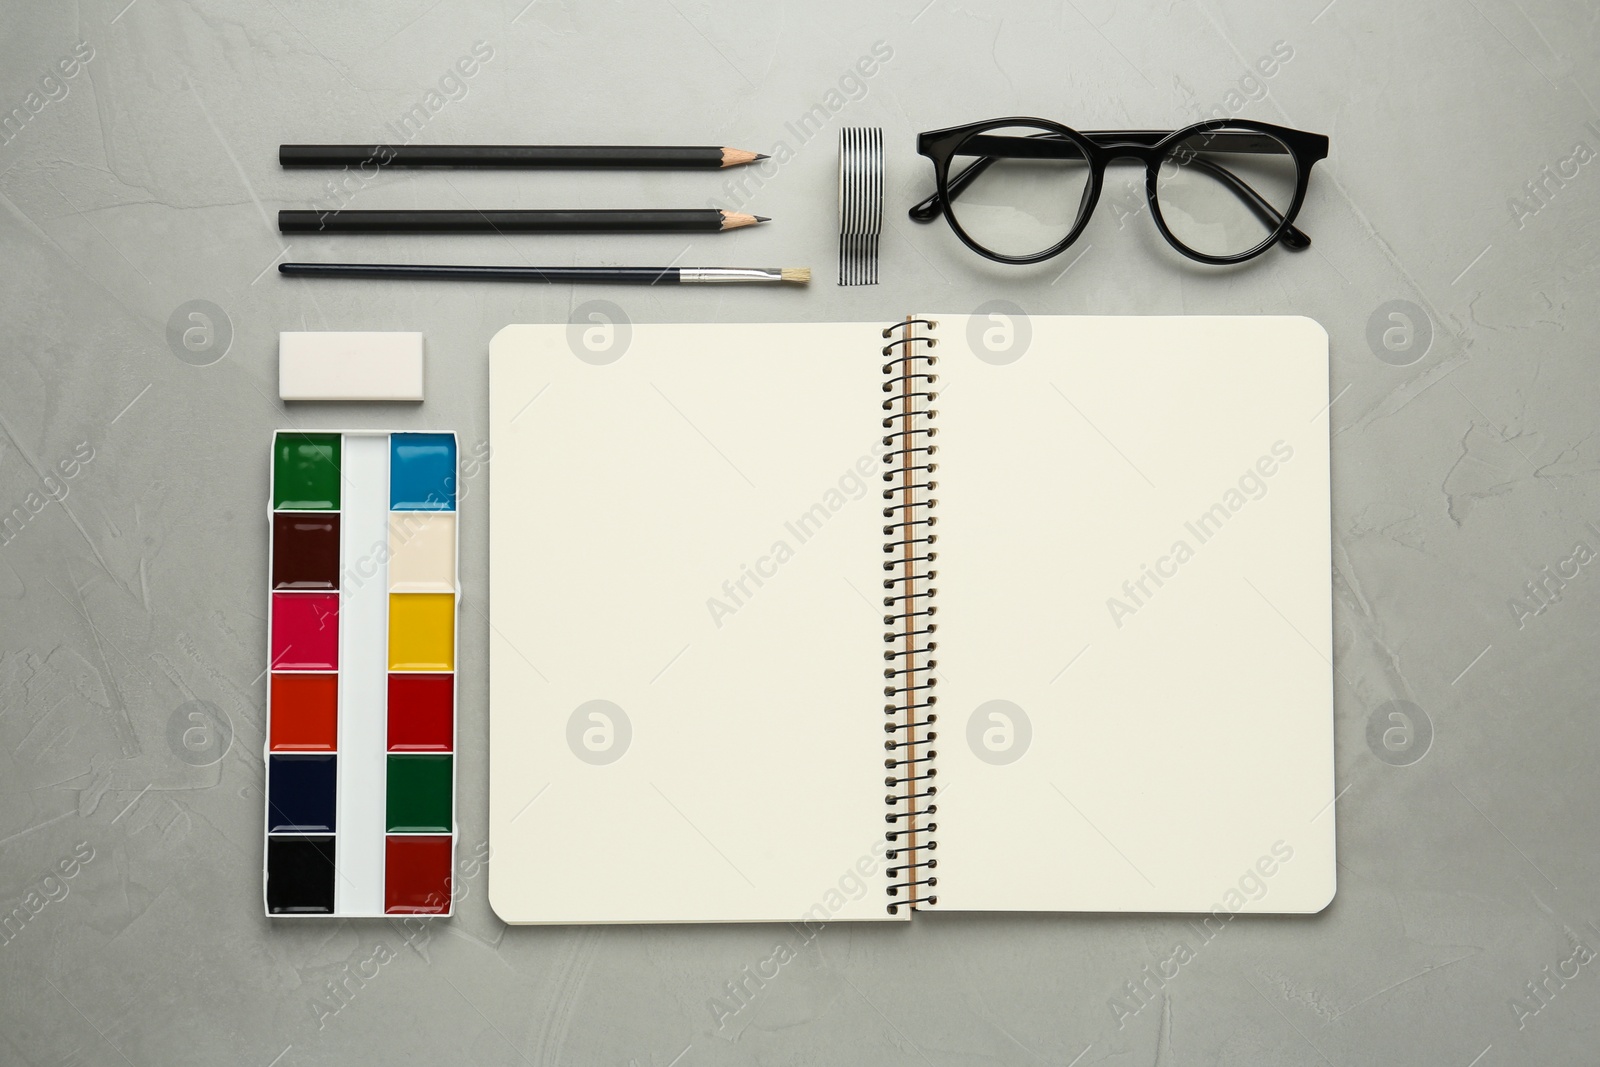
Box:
(838, 127), (884, 286)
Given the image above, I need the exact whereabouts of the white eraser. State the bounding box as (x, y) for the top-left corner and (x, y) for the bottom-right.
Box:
(279, 332), (424, 401)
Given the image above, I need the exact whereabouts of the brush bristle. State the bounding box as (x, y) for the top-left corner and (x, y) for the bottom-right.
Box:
(780, 267), (811, 284)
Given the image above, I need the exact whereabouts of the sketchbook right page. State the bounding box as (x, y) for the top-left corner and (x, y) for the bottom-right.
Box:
(928, 315), (1335, 914)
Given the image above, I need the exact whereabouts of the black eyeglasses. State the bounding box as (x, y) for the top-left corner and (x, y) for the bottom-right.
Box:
(911, 117), (1329, 265)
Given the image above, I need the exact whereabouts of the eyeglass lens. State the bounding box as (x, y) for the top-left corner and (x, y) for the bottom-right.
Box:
(945, 125), (1091, 259)
(1154, 128), (1299, 258)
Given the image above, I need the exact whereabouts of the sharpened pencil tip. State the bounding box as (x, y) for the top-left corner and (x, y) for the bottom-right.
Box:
(754, 154), (770, 161)
(754, 216), (770, 222)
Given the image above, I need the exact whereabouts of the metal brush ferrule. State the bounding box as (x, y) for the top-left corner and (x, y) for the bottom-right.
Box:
(678, 267), (784, 284)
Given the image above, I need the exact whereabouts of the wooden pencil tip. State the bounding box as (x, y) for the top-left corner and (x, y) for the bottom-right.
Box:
(720, 212), (765, 230)
(753, 153), (770, 161)
(780, 267), (810, 283)
(721, 147), (764, 167)
(754, 216), (770, 223)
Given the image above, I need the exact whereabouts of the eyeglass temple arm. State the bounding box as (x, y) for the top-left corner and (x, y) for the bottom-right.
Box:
(909, 155), (997, 221)
(908, 136), (1312, 250)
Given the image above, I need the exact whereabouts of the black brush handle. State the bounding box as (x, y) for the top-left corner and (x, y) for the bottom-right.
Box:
(280, 144), (727, 168)
(278, 209), (730, 234)
(280, 263), (684, 283)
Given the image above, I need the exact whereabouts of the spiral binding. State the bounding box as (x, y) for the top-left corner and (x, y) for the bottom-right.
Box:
(881, 316), (939, 913)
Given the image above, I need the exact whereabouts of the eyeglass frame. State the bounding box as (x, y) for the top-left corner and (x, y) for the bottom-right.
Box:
(910, 116), (1330, 266)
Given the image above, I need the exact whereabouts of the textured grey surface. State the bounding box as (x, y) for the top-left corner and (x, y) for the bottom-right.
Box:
(2, 1), (1598, 1064)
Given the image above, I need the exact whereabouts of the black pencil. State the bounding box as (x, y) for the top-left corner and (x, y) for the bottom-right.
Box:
(279, 263), (810, 285)
(278, 209), (767, 235)
(280, 144), (768, 169)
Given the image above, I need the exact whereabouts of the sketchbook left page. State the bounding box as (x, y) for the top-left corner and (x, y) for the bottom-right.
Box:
(487, 322), (903, 924)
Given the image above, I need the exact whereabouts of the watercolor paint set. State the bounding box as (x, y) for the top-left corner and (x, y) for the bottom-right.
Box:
(264, 430), (460, 917)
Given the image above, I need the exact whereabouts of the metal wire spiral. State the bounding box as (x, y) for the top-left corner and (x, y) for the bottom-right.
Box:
(881, 317), (939, 913)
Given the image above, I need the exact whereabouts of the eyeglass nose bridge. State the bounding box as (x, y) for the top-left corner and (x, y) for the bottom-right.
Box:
(1088, 143), (1165, 166)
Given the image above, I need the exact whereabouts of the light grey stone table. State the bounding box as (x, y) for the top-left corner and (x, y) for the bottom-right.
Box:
(2, 1), (1597, 1064)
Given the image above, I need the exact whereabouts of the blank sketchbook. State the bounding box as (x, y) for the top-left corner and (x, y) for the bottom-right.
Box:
(488, 315), (1334, 924)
